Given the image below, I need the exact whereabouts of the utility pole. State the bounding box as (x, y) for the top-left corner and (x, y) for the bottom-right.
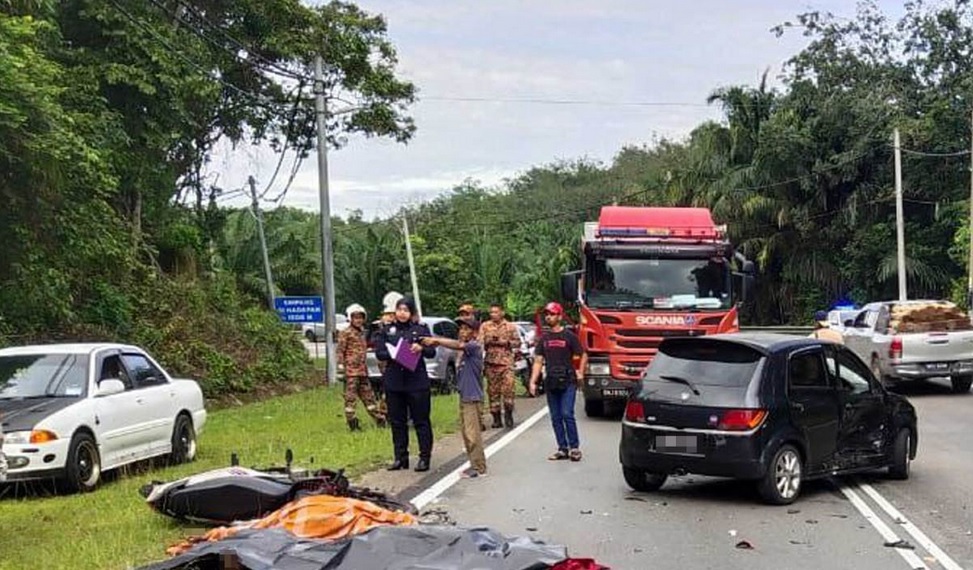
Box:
(967, 109), (973, 313)
(315, 55), (337, 386)
(402, 214), (422, 318)
(894, 128), (907, 301)
(248, 176), (275, 311)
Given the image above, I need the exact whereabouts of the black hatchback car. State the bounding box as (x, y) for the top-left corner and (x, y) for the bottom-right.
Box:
(619, 334), (918, 504)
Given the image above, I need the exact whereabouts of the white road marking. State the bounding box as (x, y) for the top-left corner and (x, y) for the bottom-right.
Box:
(410, 405), (550, 511)
(858, 482), (964, 570)
(840, 485), (929, 569)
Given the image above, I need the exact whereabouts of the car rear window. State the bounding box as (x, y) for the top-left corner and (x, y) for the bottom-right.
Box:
(640, 340), (765, 407)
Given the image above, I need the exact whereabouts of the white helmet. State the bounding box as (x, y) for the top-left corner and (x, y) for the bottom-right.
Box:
(382, 291), (404, 314)
(345, 303), (367, 320)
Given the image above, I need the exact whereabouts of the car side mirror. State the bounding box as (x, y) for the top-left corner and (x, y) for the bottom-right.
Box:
(97, 379), (126, 397)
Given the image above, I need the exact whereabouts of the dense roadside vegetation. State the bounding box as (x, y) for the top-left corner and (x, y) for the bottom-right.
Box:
(6, 0), (973, 397)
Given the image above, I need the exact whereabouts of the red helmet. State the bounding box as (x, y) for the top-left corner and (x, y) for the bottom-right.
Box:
(543, 301), (564, 315)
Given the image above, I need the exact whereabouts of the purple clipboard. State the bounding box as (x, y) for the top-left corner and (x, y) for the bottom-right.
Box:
(390, 338), (421, 371)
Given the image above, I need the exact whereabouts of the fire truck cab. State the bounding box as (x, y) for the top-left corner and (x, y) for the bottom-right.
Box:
(560, 206), (755, 417)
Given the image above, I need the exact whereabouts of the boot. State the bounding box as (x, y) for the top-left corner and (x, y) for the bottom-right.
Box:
(387, 458), (409, 471)
(491, 411), (503, 429)
(414, 458), (430, 472)
(504, 409), (515, 429)
(347, 417), (362, 431)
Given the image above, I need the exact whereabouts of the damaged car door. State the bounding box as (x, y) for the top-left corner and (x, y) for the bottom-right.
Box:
(832, 346), (889, 469)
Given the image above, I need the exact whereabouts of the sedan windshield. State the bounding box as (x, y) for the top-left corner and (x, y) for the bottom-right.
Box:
(0, 354), (88, 399)
(585, 256), (731, 310)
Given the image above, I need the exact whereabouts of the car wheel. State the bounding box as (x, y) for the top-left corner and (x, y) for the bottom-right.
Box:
(757, 444), (803, 505)
(64, 432), (101, 493)
(441, 364), (457, 395)
(305, 330), (316, 342)
(169, 414), (197, 465)
(584, 399), (604, 418)
(888, 428), (911, 480)
(950, 374), (972, 394)
(622, 467), (667, 492)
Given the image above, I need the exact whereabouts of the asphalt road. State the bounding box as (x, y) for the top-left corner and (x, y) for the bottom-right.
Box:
(423, 378), (973, 569)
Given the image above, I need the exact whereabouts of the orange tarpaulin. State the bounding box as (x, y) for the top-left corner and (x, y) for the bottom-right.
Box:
(166, 494), (418, 556)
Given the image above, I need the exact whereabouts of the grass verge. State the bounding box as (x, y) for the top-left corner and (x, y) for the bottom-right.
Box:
(0, 386), (459, 570)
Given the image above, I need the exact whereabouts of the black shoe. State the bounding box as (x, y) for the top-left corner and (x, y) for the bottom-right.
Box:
(376, 418), (387, 428)
(504, 409), (514, 429)
(387, 458), (409, 471)
(491, 412), (503, 429)
(348, 418), (362, 431)
(414, 458), (430, 472)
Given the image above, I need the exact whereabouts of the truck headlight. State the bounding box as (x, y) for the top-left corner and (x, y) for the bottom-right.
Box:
(587, 363), (610, 376)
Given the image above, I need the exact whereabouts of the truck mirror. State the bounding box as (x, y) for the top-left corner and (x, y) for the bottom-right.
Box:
(560, 271), (581, 303)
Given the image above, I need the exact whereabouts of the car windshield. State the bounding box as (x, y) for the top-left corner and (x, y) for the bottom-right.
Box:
(641, 340), (764, 407)
(0, 354), (89, 399)
(584, 256), (731, 310)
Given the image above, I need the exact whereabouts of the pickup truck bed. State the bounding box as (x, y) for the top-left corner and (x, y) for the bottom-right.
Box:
(843, 300), (973, 393)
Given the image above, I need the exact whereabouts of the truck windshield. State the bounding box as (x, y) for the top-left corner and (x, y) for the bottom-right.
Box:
(584, 257), (731, 310)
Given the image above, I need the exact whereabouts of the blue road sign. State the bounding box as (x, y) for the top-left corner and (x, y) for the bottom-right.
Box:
(274, 296), (323, 324)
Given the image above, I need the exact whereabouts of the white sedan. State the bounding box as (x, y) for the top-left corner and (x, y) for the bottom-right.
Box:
(0, 343), (206, 492)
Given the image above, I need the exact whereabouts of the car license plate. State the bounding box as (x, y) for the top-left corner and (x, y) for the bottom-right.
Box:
(925, 362), (950, 371)
(603, 388), (629, 398)
(654, 434), (698, 454)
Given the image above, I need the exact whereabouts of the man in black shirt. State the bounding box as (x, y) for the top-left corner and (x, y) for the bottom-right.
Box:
(528, 301), (587, 462)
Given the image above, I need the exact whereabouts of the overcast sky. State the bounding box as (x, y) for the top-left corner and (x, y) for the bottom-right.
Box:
(212, 1), (900, 219)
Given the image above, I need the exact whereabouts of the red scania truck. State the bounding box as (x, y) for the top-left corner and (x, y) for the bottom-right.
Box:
(560, 206), (755, 417)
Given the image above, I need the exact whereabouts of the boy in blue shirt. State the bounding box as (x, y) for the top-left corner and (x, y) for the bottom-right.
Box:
(423, 316), (487, 478)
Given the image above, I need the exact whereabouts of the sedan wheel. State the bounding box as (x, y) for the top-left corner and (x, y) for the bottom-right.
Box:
(64, 432), (101, 493)
(169, 414), (197, 465)
(758, 444), (802, 505)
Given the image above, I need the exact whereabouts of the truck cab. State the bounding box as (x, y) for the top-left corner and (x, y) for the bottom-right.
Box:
(561, 206), (755, 417)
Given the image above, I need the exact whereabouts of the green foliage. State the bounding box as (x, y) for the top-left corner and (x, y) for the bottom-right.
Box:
(0, 1), (414, 397)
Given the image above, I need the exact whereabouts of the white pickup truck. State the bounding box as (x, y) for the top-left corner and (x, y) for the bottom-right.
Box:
(843, 300), (973, 393)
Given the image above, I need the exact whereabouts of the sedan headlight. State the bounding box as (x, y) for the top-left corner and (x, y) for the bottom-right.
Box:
(587, 362), (611, 376)
(3, 430), (58, 445)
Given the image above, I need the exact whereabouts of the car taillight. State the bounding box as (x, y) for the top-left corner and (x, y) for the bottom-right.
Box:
(624, 401), (645, 422)
(889, 336), (903, 360)
(717, 409), (767, 431)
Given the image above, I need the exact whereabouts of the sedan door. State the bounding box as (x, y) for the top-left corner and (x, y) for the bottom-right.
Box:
(122, 353), (176, 455)
(92, 352), (144, 466)
(832, 346), (890, 468)
(785, 348), (841, 473)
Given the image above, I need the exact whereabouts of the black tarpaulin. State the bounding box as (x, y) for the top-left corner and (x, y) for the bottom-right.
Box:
(138, 525), (569, 570)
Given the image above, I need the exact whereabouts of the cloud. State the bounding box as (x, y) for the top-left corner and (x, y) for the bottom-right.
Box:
(214, 0), (871, 219)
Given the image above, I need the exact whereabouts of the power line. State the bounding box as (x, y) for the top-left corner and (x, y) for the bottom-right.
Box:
(167, 0), (309, 82)
(105, 0), (302, 111)
(420, 95), (713, 108)
(899, 147), (971, 157)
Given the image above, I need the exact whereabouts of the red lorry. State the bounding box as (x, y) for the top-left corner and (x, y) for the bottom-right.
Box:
(560, 206), (755, 417)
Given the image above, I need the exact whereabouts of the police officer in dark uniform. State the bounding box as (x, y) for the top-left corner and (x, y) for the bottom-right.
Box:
(374, 297), (437, 472)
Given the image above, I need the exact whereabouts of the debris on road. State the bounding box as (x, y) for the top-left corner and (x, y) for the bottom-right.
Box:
(787, 509), (801, 515)
(624, 496), (647, 502)
(735, 540), (755, 550)
(883, 539), (916, 550)
(728, 530), (738, 537)
(829, 514), (848, 519)
(526, 527), (539, 532)
(805, 519), (819, 525)
(580, 510), (593, 515)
